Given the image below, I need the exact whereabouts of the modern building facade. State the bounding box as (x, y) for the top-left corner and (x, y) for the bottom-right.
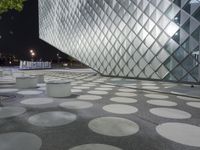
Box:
(39, 0), (200, 83)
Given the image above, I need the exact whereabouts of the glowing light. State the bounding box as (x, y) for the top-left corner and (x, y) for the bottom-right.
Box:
(165, 22), (179, 37)
(31, 52), (35, 56)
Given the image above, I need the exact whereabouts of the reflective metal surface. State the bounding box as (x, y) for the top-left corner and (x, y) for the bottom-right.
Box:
(39, 0), (200, 83)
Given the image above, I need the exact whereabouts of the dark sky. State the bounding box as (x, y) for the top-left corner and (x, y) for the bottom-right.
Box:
(0, 0), (69, 61)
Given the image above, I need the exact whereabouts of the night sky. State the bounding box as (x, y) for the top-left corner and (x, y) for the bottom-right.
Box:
(0, 0), (69, 61)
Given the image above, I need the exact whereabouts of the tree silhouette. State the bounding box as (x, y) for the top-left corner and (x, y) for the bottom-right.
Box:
(0, 0), (26, 14)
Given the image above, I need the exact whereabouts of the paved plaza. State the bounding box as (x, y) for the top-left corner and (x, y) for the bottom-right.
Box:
(0, 68), (200, 150)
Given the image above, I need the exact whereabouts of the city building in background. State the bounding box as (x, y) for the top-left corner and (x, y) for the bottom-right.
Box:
(39, 0), (200, 83)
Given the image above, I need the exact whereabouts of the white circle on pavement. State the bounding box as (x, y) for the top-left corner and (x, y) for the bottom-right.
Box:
(156, 122), (200, 147)
(88, 117), (139, 137)
(170, 91), (185, 95)
(100, 85), (115, 88)
(71, 89), (82, 93)
(17, 90), (43, 95)
(93, 80), (104, 83)
(177, 96), (200, 101)
(147, 100), (177, 106)
(82, 84), (96, 87)
(77, 95), (102, 101)
(28, 111), (77, 127)
(88, 90), (108, 95)
(115, 92), (137, 97)
(103, 104), (138, 114)
(123, 83), (137, 86)
(21, 98), (53, 105)
(73, 81), (84, 84)
(145, 94), (169, 99)
(186, 102), (200, 109)
(69, 144), (122, 150)
(0, 106), (26, 119)
(60, 101), (93, 109)
(0, 132), (42, 150)
(142, 86), (159, 90)
(95, 88), (113, 91)
(123, 85), (137, 88)
(0, 88), (18, 93)
(73, 86), (90, 89)
(110, 97), (137, 103)
(150, 108), (191, 119)
(118, 88), (136, 92)
(141, 83), (156, 86)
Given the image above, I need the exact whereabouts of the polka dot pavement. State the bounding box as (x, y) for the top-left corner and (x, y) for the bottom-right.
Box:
(88, 117), (139, 137)
(156, 123), (200, 147)
(0, 132), (42, 150)
(186, 102), (200, 109)
(145, 94), (169, 99)
(118, 88), (136, 92)
(110, 97), (137, 103)
(69, 144), (122, 150)
(147, 100), (177, 106)
(17, 90), (43, 95)
(60, 101), (93, 109)
(28, 111), (77, 127)
(103, 104), (138, 114)
(0, 106), (26, 119)
(88, 90), (108, 95)
(177, 96), (200, 101)
(77, 95), (102, 101)
(21, 98), (54, 105)
(150, 108), (191, 119)
(115, 92), (137, 97)
(1, 69), (200, 150)
(73, 86), (90, 90)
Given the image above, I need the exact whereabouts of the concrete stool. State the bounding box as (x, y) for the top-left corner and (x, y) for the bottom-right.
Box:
(46, 80), (71, 98)
(16, 76), (37, 89)
(32, 74), (44, 83)
(3, 69), (12, 76)
(12, 72), (24, 78)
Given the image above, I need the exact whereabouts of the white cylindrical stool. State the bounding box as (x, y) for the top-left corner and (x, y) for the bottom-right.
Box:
(3, 69), (12, 76)
(32, 74), (44, 83)
(12, 72), (24, 78)
(16, 76), (37, 89)
(46, 80), (71, 98)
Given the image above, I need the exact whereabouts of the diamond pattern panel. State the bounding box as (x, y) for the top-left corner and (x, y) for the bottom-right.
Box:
(39, 0), (200, 83)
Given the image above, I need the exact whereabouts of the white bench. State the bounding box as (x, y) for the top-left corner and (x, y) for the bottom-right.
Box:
(32, 74), (44, 83)
(46, 80), (71, 98)
(16, 76), (37, 89)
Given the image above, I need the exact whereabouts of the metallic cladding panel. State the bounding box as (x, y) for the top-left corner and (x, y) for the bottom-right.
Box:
(39, 0), (200, 83)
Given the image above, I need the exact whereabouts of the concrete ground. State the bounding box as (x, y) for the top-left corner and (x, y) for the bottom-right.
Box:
(0, 68), (200, 150)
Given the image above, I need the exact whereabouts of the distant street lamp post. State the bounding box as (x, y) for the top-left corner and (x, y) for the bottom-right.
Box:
(30, 49), (36, 61)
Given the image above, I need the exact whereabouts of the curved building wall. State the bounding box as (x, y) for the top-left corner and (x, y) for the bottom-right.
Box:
(39, 0), (200, 83)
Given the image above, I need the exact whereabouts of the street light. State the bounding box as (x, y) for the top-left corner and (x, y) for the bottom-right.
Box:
(31, 52), (35, 57)
(29, 49), (36, 61)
